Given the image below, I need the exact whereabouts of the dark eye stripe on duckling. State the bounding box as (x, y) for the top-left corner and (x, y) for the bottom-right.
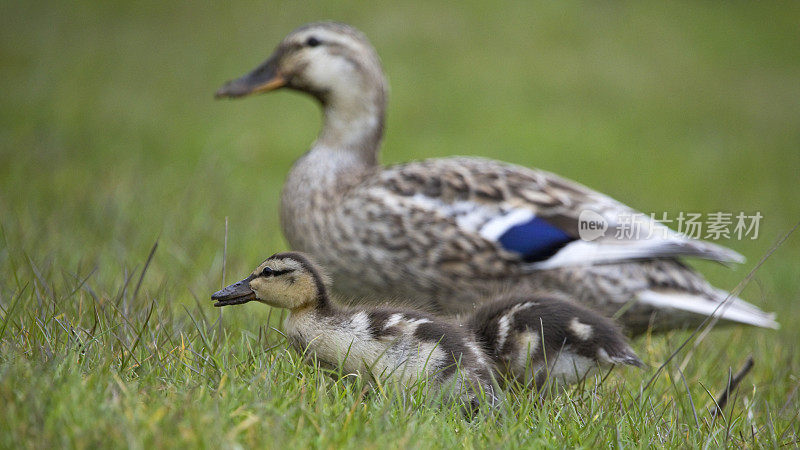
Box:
(260, 268), (294, 277)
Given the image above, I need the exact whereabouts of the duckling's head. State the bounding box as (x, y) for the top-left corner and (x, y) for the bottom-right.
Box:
(215, 22), (385, 106)
(212, 252), (330, 311)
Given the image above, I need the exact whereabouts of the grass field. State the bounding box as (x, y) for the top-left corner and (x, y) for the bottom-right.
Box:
(1, 1), (799, 447)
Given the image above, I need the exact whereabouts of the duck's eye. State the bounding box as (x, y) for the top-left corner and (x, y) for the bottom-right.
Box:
(305, 36), (322, 47)
(260, 267), (274, 277)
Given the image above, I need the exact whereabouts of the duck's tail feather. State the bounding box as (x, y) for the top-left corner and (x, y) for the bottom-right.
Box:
(528, 238), (744, 271)
(636, 289), (779, 329)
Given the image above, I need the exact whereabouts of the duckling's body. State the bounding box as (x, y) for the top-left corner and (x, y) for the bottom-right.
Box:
(212, 252), (497, 406)
(468, 295), (643, 389)
(216, 22), (777, 335)
(286, 307), (493, 397)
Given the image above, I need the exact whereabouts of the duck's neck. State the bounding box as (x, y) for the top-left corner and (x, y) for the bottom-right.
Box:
(289, 282), (332, 316)
(280, 81), (386, 251)
(313, 81), (386, 168)
(312, 284), (332, 312)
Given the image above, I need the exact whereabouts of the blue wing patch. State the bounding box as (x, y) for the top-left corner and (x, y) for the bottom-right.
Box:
(496, 216), (575, 262)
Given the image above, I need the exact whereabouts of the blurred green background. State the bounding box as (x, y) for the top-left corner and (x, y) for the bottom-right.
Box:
(1, 0), (799, 445)
(2, 0), (799, 284)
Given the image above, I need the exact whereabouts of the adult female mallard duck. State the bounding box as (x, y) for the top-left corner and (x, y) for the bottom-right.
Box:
(215, 22), (777, 335)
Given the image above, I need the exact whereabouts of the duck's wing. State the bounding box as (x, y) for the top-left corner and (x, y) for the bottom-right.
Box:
(366, 156), (743, 272)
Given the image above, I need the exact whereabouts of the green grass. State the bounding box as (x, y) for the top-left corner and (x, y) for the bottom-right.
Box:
(1, 0), (799, 447)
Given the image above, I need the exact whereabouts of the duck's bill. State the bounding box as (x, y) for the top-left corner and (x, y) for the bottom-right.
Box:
(215, 55), (285, 99)
(211, 276), (256, 307)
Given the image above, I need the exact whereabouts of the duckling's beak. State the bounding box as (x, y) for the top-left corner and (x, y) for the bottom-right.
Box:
(215, 55), (286, 99)
(212, 275), (256, 307)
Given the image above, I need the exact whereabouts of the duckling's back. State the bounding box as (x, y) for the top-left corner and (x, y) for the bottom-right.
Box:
(468, 295), (643, 389)
(285, 306), (498, 405)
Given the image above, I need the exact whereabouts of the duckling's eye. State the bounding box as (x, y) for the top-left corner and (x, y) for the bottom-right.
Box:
(305, 36), (322, 47)
(260, 267), (274, 277)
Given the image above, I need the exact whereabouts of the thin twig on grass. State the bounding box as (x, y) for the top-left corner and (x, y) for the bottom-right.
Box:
(709, 355), (754, 418)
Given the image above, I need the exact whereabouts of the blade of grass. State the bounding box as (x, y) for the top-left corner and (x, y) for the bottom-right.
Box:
(132, 240), (158, 303)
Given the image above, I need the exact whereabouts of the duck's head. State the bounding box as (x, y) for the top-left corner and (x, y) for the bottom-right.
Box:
(211, 252), (330, 310)
(215, 22), (386, 107)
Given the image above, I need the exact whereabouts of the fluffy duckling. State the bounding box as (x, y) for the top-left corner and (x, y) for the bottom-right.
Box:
(468, 294), (644, 390)
(212, 252), (498, 407)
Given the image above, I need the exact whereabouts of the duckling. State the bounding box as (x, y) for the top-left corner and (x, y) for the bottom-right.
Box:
(215, 22), (777, 335)
(211, 252), (498, 407)
(468, 294), (644, 390)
